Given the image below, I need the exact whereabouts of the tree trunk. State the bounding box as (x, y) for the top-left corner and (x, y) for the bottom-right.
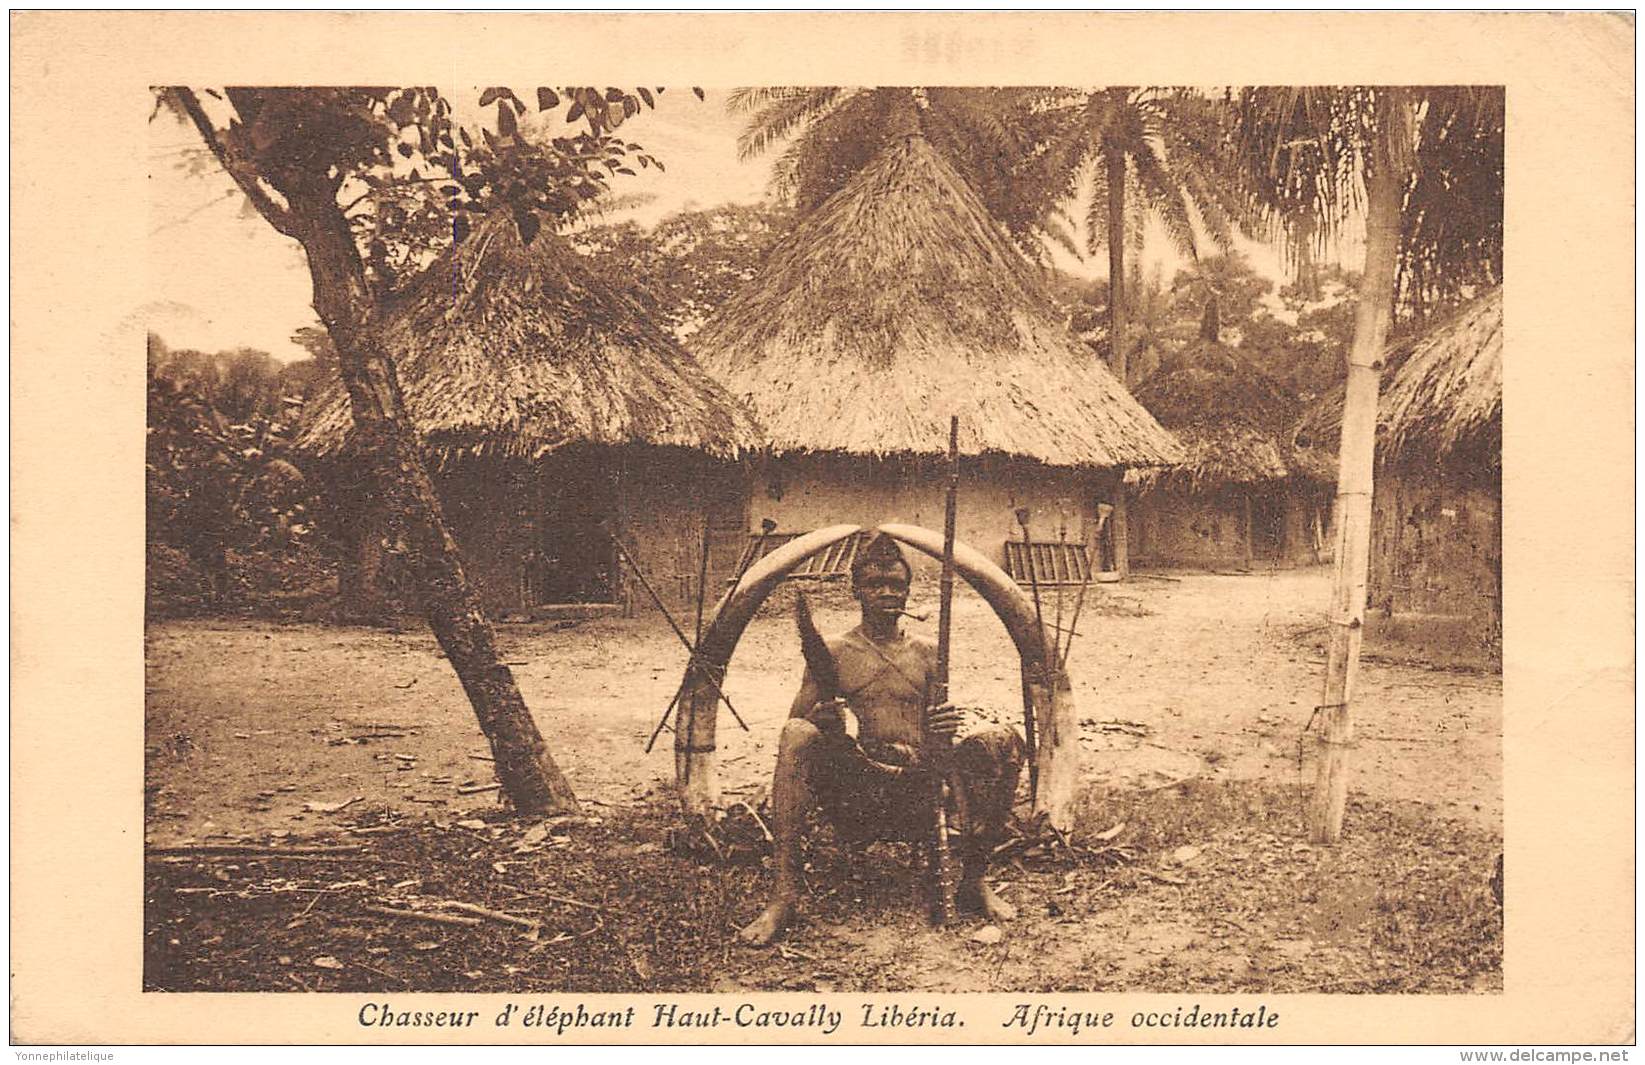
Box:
(169, 87), (580, 815)
(1105, 139), (1132, 579)
(283, 182), (579, 817)
(1311, 93), (1413, 843)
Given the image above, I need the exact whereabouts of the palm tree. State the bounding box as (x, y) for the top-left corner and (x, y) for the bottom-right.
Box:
(1014, 88), (1250, 579)
(1226, 86), (1501, 842)
(728, 86), (1063, 258)
(1029, 89), (1250, 386)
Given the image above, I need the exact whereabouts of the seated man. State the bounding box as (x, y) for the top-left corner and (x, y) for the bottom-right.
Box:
(738, 533), (1025, 946)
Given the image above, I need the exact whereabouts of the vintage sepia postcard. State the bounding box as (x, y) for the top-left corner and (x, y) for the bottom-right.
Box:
(10, 9), (1635, 1048)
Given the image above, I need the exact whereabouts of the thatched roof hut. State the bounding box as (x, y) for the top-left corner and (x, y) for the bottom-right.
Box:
(691, 134), (1183, 470)
(295, 214), (764, 619)
(297, 213), (762, 463)
(1294, 287), (1502, 478)
(1125, 340), (1335, 570)
(1379, 287), (1503, 473)
(1296, 287), (1502, 666)
(1130, 340), (1330, 492)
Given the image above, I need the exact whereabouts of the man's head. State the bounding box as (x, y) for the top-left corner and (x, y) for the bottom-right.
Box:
(851, 533), (912, 619)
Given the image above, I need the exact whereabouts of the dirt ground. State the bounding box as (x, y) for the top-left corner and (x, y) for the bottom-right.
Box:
(144, 566), (1503, 993)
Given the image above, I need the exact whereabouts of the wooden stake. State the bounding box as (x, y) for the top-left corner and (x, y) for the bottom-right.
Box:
(608, 528), (748, 731)
(1014, 507), (1045, 803)
(1243, 493), (1255, 571)
(681, 513), (713, 784)
(645, 517), (770, 755)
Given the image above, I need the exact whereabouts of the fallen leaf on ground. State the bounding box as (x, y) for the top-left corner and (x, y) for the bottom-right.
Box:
(312, 956), (343, 970)
(970, 925), (1003, 945)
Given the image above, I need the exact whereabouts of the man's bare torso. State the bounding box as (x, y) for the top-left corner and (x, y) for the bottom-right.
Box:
(826, 626), (936, 749)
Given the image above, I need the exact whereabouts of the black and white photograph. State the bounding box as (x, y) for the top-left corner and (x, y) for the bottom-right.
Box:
(10, 10), (1634, 1048)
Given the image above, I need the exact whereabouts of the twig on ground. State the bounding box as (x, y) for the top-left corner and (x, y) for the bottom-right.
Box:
(539, 892), (603, 912)
(363, 905), (483, 927)
(438, 901), (542, 931)
(778, 944), (821, 962)
(457, 783), (502, 796)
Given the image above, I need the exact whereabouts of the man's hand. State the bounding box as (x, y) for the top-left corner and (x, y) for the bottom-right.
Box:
(926, 702), (965, 740)
(809, 697), (849, 736)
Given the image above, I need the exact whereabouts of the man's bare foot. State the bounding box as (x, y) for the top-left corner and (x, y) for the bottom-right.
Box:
(738, 899), (797, 946)
(960, 880), (1017, 922)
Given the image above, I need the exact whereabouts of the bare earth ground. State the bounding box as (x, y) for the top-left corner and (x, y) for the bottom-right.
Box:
(144, 566), (1503, 993)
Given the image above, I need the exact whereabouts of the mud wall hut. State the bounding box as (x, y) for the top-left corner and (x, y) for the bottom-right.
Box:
(1297, 288), (1502, 664)
(689, 134), (1182, 579)
(296, 215), (762, 619)
(1128, 340), (1335, 570)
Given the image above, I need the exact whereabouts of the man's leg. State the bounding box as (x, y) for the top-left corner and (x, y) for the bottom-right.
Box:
(951, 725), (1025, 922)
(738, 718), (822, 945)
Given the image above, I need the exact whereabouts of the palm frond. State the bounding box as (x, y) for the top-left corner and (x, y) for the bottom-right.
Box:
(736, 87), (850, 161)
(725, 86), (806, 116)
(1132, 140), (1197, 259)
(1083, 156), (1111, 256)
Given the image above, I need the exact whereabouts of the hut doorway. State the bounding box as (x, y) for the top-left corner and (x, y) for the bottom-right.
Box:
(530, 459), (618, 605)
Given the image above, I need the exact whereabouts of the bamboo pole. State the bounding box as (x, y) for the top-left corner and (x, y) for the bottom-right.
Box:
(1311, 90), (1415, 843)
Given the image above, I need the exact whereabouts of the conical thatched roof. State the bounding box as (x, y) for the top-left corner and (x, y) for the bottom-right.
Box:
(296, 214), (763, 463)
(1129, 340), (1331, 491)
(1295, 287), (1501, 475)
(690, 135), (1183, 469)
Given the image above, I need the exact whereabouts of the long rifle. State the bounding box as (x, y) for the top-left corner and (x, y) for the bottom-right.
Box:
(926, 416), (962, 926)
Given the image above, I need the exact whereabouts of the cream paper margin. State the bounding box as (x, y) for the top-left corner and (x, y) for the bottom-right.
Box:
(10, 10), (1634, 1046)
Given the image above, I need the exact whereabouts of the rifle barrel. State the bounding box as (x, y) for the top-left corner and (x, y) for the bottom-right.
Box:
(933, 416), (959, 708)
(929, 415), (961, 927)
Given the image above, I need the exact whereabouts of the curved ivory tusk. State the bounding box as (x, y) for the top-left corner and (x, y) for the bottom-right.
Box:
(674, 524), (862, 813)
(673, 521), (1078, 830)
(876, 523), (1053, 672)
(696, 524), (864, 667)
